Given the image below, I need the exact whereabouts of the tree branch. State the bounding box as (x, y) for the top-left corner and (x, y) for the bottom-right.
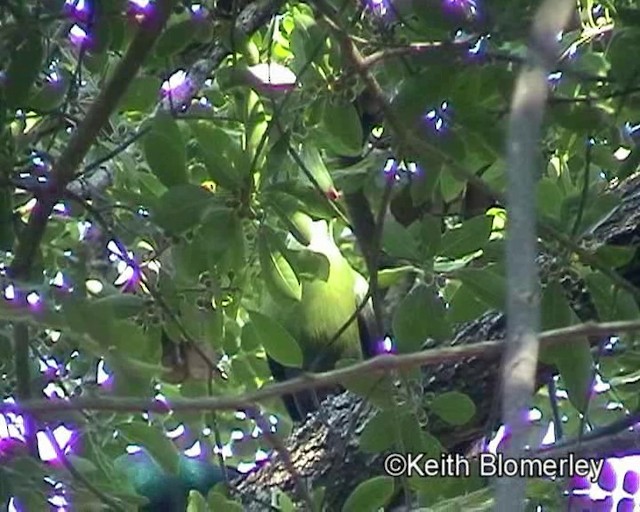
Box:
(497, 2), (575, 510)
(6, 0), (177, 460)
(1, 319), (639, 415)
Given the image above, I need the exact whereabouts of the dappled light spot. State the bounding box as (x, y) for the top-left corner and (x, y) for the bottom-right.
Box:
(63, 0), (91, 23)
(68, 25), (89, 48)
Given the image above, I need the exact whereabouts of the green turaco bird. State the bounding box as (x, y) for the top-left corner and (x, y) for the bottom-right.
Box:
(114, 450), (238, 511)
(265, 218), (376, 420)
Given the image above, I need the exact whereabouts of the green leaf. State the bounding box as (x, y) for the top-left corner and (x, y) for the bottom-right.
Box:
(540, 283), (592, 413)
(392, 71), (447, 130)
(359, 410), (397, 453)
(190, 122), (242, 190)
(392, 284), (450, 353)
(594, 246), (635, 269)
(382, 218), (420, 260)
(268, 192), (314, 245)
(187, 490), (207, 512)
(247, 310), (303, 367)
(155, 19), (198, 58)
(5, 33), (44, 107)
(91, 294), (147, 319)
(258, 230), (302, 302)
(608, 29), (640, 84)
(584, 271), (640, 321)
(273, 490), (296, 512)
(540, 282), (574, 332)
(143, 111), (187, 187)
(440, 215), (493, 259)
(198, 206), (240, 256)
(300, 145), (336, 195)
(537, 178), (564, 220)
(119, 75), (161, 112)
(207, 492), (244, 511)
(430, 391), (476, 426)
(378, 266), (417, 289)
(152, 184), (214, 234)
(342, 476), (395, 512)
(118, 424), (180, 475)
(448, 284), (490, 323)
(64, 299), (115, 348)
(455, 266), (506, 310)
(320, 102), (364, 157)
(65, 455), (99, 474)
(554, 338), (594, 414)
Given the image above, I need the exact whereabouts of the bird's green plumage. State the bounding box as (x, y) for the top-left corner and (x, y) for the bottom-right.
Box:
(264, 219), (373, 419)
(267, 220), (364, 370)
(114, 450), (235, 511)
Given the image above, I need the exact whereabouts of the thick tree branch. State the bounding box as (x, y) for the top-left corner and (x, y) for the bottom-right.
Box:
(497, 2), (575, 510)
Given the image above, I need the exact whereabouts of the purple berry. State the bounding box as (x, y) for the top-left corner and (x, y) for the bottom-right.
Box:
(598, 461), (617, 492)
(623, 471), (640, 495)
(617, 498), (636, 512)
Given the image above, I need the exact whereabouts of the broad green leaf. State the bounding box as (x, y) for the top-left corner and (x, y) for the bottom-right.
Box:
(269, 192), (314, 246)
(430, 391), (476, 426)
(392, 71), (447, 129)
(274, 491), (296, 512)
(320, 102), (363, 157)
(393, 285), (450, 353)
(143, 111), (187, 187)
(439, 170), (466, 203)
(400, 410), (443, 456)
(594, 246), (635, 269)
(118, 424), (180, 475)
(247, 310), (303, 367)
(585, 271), (640, 321)
(155, 19), (197, 58)
(5, 33), (44, 107)
(608, 29), (640, 84)
(207, 492), (244, 512)
(539, 281), (578, 362)
(120, 75), (161, 112)
(439, 215), (492, 259)
(359, 410), (398, 453)
(554, 338), (594, 414)
(455, 266), (506, 310)
(187, 491), (207, 512)
(64, 299), (115, 348)
(65, 455), (98, 474)
(190, 122), (241, 190)
(540, 283), (592, 413)
(152, 184), (214, 234)
(448, 284), (490, 323)
(342, 476), (394, 512)
(91, 294), (147, 319)
(417, 214), (442, 258)
(300, 145), (336, 195)
(382, 218), (420, 260)
(537, 178), (564, 220)
(258, 230), (302, 302)
(378, 266), (417, 289)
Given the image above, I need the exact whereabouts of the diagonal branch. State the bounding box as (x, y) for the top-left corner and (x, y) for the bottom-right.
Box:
(7, 0), (178, 457)
(1, 319), (639, 416)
